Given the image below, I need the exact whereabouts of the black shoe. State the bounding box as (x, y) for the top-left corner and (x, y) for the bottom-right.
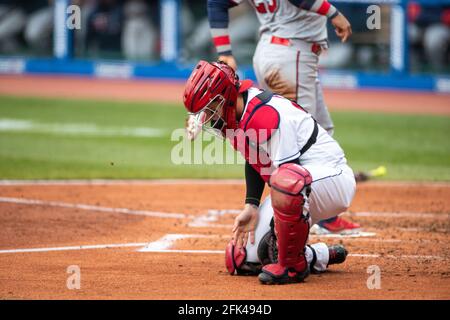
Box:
(354, 171), (370, 182)
(327, 244), (348, 266)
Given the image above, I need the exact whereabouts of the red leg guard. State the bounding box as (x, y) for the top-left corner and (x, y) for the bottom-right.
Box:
(259, 164), (312, 284)
(272, 208), (310, 270)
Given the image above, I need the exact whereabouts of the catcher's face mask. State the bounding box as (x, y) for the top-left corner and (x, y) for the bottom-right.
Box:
(184, 60), (249, 138)
(189, 94), (227, 138)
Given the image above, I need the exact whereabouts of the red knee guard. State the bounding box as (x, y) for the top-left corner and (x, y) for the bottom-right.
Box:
(268, 163), (312, 271)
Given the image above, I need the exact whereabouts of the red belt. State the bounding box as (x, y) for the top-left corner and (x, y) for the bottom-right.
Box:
(270, 36), (291, 46)
(270, 35), (322, 55)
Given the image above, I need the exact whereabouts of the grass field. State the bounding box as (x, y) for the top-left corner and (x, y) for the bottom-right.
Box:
(0, 95), (449, 181)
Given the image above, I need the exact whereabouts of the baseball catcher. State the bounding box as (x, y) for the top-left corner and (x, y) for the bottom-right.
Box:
(205, 0), (364, 234)
(183, 61), (355, 285)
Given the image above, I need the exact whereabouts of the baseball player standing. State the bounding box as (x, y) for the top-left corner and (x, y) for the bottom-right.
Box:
(207, 0), (359, 234)
(183, 61), (355, 284)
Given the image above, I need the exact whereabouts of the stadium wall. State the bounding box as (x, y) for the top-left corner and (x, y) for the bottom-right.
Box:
(0, 0), (449, 93)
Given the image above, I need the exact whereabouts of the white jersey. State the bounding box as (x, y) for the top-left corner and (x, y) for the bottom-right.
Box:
(242, 88), (356, 264)
(240, 88), (356, 264)
(242, 0), (328, 43)
(244, 88), (346, 168)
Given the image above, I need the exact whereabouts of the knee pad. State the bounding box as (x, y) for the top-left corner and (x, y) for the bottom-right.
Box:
(269, 163), (312, 218)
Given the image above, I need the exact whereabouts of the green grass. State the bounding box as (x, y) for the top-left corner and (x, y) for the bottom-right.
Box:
(332, 112), (450, 181)
(0, 95), (449, 181)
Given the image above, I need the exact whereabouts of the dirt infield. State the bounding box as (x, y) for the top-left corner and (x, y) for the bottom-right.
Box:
(1, 74), (449, 115)
(0, 181), (449, 300)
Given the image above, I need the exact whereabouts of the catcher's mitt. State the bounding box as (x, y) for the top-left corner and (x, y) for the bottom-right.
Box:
(257, 229), (278, 266)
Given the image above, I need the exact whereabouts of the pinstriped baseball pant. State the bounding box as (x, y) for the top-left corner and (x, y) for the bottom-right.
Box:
(253, 33), (335, 135)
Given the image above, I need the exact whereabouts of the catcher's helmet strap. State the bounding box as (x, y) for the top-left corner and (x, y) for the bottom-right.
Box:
(255, 90), (273, 104)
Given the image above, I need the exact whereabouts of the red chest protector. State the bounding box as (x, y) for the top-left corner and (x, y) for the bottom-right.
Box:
(228, 90), (280, 182)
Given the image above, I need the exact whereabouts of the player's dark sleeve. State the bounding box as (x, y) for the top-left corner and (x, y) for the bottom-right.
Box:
(207, 0), (237, 29)
(245, 161), (266, 207)
(288, 0), (339, 19)
(207, 0), (239, 55)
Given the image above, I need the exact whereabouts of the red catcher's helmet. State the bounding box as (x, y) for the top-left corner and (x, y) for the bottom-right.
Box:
(183, 60), (241, 135)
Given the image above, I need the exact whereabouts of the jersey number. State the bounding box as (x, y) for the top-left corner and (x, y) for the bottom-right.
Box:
(252, 0), (278, 14)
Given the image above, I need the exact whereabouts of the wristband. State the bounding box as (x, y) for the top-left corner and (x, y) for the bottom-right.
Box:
(327, 5), (339, 19)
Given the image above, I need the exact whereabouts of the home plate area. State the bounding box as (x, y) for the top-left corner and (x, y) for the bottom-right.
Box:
(139, 208), (379, 255)
(0, 181), (448, 299)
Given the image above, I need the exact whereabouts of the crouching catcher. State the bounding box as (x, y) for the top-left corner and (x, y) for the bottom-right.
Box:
(182, 61), (356, 285)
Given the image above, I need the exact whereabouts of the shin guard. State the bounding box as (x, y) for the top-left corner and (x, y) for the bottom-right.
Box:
(267, 163), (312, 272)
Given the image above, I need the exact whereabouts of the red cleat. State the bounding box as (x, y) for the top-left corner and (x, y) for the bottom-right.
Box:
(259, 262), (309, 285)
(318, 216), (360, 233)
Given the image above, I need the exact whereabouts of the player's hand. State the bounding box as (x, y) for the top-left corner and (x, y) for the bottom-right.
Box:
(232, 204), (259, 249)
(218, 55), (238, 71)
(264, 70), (296, 100)
(331, 13), (352, 42)
(185, 113), (205, 140)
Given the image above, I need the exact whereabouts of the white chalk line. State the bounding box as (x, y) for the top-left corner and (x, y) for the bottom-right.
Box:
(140, 233), (429, 244)
(0, 118), (166, 138)
(311, 231), (378, 238)
(0, 233), (224, 255)
(0, 198), (446, 256)
(349, 212), (449, 219)
(143, 249), (225, 254)
(0, 242), (148, 254)
(348, 253), (446, 260)
(138, 236), (448, 261)
(0, 239), (445, 261)
(189, 209), (448, 229)
(0, 233), (219, 254)
(140, 250), (446, 261)
(0, 197), (188, 219)
(138, 234), (219, 252)
(187, 209), (448, 234)
(396, 227), (449, 233)
(0, 197), (446, 235)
